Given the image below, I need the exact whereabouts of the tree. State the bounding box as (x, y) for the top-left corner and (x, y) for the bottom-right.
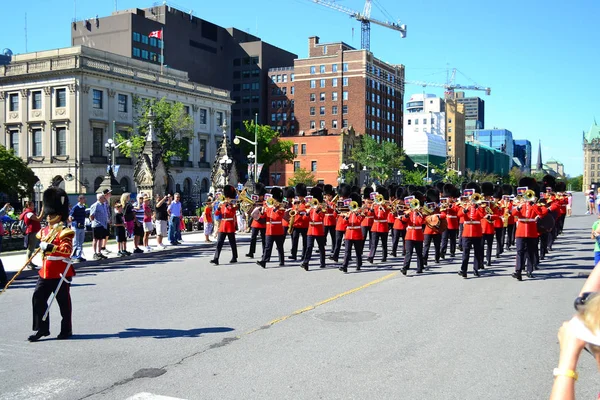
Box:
(0, 145), (37, 199)
(401, 169), (427, 186)
(351, 135), (405, 185)
(508, 166), (525, 186)
(288, 168), (317, 187)
(116, 97), (194, 165)
(567, 175), (582, 192)
(235, 121), (295, 181)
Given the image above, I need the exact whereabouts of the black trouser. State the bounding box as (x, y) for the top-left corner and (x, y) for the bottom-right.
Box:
(507, 224), (516, 248)
(290, 228), (308, 259)
(540, 232), (549, 260)
(325, 225), (336, 253)
(558, 214), (566, 235)
(423, 234), (441, 265)
(302, 235), (326, 268)
(548, 225), (557, 250)
(403, 240), (424, 271)
(32, 277), (72, 334)
(331, 230), (345, 260)
(461, 236), (483, 273)
(515, 237), (537, 274)
(0, 259), (7, 285)
(213, 232), (238, 261)
(368, 231), (388, 260)
(342, 240), (364, 269)
(495, 227), (505, 256)
(260, 235), (285, 265)
(391, 229), (406, 256)
(458, 224), (464, 249)
(361, 226), (372, 247)
(248, 227), (265, 256)
(482, 233), (494, 265)
(441, 229), (458, 256)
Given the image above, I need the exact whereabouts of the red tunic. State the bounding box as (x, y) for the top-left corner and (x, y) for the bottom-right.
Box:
(371, 205), (389, 233)
(250, 201), (266, 229)
(512, 203), (547, 238)
(37, 225), (75, 279)
(323, 202), (337, 227)
(215, 203), (237, 233)
(445, 203), (460, 230)
(345, 213), (364, 241)
(265, 207), (285, 236)
(493, 205), (504, 229)
(458, 206), (486, 238)
(393, 212), (407, 230)
(402, 211), (425, 241)
(423, 208), (446, 235)
(481, 206), (498, 235)
(361, 203), (375, 227)
(308, 208), (325, 236)
(293, 203), (310, 229)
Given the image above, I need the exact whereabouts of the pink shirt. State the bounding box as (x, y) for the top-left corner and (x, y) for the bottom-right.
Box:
(143, 203), (152, 223)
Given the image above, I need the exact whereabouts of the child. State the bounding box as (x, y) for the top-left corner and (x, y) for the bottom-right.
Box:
(114, 202), (129, 256)
(204, 198), (214, 242)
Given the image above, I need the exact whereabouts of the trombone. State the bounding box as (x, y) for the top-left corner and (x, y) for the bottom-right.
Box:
(310, 198), (328, 212)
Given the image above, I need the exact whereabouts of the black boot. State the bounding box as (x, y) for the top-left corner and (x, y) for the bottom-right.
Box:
(28, 330), (50, 342)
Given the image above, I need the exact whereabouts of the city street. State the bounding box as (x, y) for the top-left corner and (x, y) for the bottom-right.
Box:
(0, 193), (597, 400)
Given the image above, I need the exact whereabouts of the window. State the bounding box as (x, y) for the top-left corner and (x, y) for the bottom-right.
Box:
(141, 35), (149, 44)
(423, 119), (427, 124)
(332, 106), (338, 115)
(294, 161), (301, 171)
(320, 65), (326, 73)
(216, 111), (223, 127)
(282, 75), (288, 83)
(332, 92), (338, 101)
(301, 144), (306, 154)
(320, 79), (326, 88)
(150, 52), (158, 62)
(342, 119), (348, 128)
(158, 40), (164, 49)
(332, 78), (338, 87)
(342, 105), (348, 114)
(323, 46), (328, 55)
(118, 94), (128, 113)
(271, 113), (276, 122)
(342, 91), (348, 101)
(448, 136), (452, 143)
(311, 161), (317, 172)
(32, 91), (42, 110)
(408, 119), (411, 125)
(200, 109), (207, 124)
(251, 82), (260, 90)
(414, 119), (419, 125)
(32, 129), (42, 156)
(310, 80), (316, 88)
(332, 64), (338, 73)
(448, 128), (452, 132)
(320, 106), (325, 115)
(56, 88), (66, 108)
(592, 157), (596, 162)
(342, 63), (348, 72)
(184, 105), (190, 115)
(93, 127), (103, 156)
(320, 92), (326, 102)
(291, 86), (295, 94)
(9, 93), (18, 111)
(133, 32), (141, 42)
(310, 66), (316, 74)
(276, 75), (281, 83)
(343, 77), (349, 87)
(56, 127), (67, 156)
(133, 47), (141, 57)
(310, 120), (316, 129)
(199, 139), (207, 163)
(593, 171), (596, 178)
(310, 93), (316, 102)
(293, 144), (298, 155)
(141, 50), (149, 59)
(310, 107), (316, 116)
(291, 73), (295, 82)
(320, 120), (325, 129)
(150, 37), (157, 47)
(9, 130), (19, 154)
(592, 164), (595, 170)
(332, 120), (338, 129)
(92, 89), (103, 109)
(271, 101), (276, 109)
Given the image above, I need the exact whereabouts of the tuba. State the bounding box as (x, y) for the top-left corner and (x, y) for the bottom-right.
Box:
(523, 189), (536, 202)
(266, 197), (280, 208)
(374, 194), (385, 205)
(470, 193), (483, 204)
(409, 198), (420, 210)
(348, 201), (360, 212)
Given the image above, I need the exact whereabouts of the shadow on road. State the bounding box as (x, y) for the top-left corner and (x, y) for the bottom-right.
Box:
(69, 326), (235, 340)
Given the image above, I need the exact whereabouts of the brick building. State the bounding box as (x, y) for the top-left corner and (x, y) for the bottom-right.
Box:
(267, 37), (405, 186)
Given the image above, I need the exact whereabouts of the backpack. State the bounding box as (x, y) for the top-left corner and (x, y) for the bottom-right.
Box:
(18, 212), (27, 234)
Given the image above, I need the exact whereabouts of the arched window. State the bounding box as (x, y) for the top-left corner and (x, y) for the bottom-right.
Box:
(183, 178), (192, 196)
(120, 177), (130, 193)
(167, 175), (175, 194)
(201, 178), (209, 193)
(94, 177), (104, 192)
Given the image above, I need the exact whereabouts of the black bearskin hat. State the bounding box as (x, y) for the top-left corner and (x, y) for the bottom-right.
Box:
(426, 188), (440, 203)
(411, 191), (425, 205)
(466, 182), (481, 193)
(388, 184), (398, 199)
(316, 183), (324, 191)
(310, 186), (323, 203)
(435, 182), (445, 193)
(556, 181), (566, 192)
(295, 183), (308, 197)
(255, 183), (267, 196)
(223, 185), (236, 199)
(376, 186), (389, 200)
(502, 184), (513, 196)
(407, 185), (417, 194)
(324, 184), (334, 196)
(396, 186), (406, 200)
(543, 174), (557, 191)
(349, 192), (362, 207)
(363, 186), (373, 200)
(285, 187), (296, 200)
(481, 182), (495, 197)
(493, 185), (503, 199)
(519, 177), (537, 191)
(452, 187), (462, 198)
(43, 187), (70, 222)
(443, 183), (456, 198)
(351, 185), (361, 194)
(271, 187), (284, 203)
(338, 184), (351, 198)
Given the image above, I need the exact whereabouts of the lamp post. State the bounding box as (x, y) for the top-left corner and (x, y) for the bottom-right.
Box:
(193, 177), (202, 209)
(219, 155), (233, 185)
(340, 163), (353, 184)
(414, 161), (435, 183)
(233, 113), (259, 182)
(396, 169), (402, 184)
(104, 138), (132, 174)
(34, 182), (43, 212)
(247, 151), (256, 182)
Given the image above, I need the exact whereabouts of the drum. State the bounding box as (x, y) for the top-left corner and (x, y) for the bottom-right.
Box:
(536, 213), (555, 234)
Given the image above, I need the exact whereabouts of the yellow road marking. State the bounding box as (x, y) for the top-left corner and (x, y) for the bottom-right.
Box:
(242, 271), (399, 336)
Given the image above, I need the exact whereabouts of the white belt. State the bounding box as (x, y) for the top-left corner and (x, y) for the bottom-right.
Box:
(267, 221), (282, 224)
(325, 214), (334, 216)
(365, 216), (374, 219)
(375, 220), (388, 223)
(464, 221), (481, 225)
(46, 256), (69, 262)
(347, 226), (361, 229)
(310, 222), (323, 225)
(447, 216), (457, 219)
(407, 226), (422, 230)
(518, 218), (536, 222)
(222, 218), (234, 221)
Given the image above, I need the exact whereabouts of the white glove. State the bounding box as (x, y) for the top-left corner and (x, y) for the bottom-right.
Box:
(40, 242), (54, 252)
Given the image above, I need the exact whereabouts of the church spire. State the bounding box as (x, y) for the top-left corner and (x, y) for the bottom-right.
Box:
(536, 140), (543, 171)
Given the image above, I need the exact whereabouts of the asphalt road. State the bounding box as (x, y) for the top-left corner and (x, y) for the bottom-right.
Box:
(1, 193), (598, 400)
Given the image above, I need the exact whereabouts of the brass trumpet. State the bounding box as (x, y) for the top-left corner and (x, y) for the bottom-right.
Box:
(470, 193), (483, 204)
(266, 197), (280, 208)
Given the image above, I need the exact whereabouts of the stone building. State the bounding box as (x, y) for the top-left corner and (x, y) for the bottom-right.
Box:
(0, 46), (233, 204)
(583, 121), (600, 190)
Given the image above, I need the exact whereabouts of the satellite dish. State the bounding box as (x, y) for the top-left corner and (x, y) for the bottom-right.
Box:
(2, 48), (13, 57)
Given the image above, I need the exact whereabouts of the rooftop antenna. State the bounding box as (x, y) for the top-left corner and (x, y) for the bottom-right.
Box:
(74, 0), (77, 21)
(24, 13), (28, 52)
(115, 0), (118, 12)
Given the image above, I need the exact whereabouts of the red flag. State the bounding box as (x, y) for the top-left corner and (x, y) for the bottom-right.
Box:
(149, 30), (162, 39)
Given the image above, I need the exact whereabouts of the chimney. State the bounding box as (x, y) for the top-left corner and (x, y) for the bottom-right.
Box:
(309, 36), (320, 53)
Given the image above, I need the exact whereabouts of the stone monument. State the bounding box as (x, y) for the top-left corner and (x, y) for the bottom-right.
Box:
(209, 124), (238, 194)
(133, 109), (168, 200)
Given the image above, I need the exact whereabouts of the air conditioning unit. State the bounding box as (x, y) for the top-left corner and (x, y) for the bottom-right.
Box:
(299, 131), (305, 136)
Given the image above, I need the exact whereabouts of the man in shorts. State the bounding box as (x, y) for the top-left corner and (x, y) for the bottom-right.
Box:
(89, 193), (108, 260)
(133, 193), (145, 254)
(142, 196), (154, 252)
(154, 193), (169, 249)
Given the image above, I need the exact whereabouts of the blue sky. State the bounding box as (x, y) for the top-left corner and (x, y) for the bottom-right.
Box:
(2, 0), (598, 176)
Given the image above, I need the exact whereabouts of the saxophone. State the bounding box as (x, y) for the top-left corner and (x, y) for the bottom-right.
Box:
(502, 201), (509, 228)
(288, 205), (296, 235)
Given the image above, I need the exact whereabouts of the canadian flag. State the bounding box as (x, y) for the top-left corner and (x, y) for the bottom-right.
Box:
(149, 30), (163, 39)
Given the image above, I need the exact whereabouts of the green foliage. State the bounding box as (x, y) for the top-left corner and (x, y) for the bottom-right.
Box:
(117, 97), (194, 165)
(567, 175), (583, 191)
(235, 121), (295, 170)
(401, 169), (427, 186)
(508, 166), (525, 186)
(288, 167), (317, 187)
(351, 135), (405, 185)
(0, 145), (37, 199)
(464, 170), (502, 184)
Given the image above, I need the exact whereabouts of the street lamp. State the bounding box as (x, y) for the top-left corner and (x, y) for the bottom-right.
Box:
(193, 177), (202, 208)
(247, 151), (256, 181)
(340, 163), (353, 183)
(34, 182), (43, 211)
(104, 138), (132, 174)
(414, 162), (435, 183)
(362, 165), (370, 186)
(219, 155), (233, 184)
(233, 113), (259, 182)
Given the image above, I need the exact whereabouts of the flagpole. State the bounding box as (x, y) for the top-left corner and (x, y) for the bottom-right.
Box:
(160, 28), (164, 75)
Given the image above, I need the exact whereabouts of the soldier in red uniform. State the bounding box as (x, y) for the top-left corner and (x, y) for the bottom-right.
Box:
(301, 187), (327, 270)
(492, 186), (506, 259)
(502, 184), (516, 251)
(422, 189), (446, 268)
(367, 186), (390, 264)
(441, 184), (460, 259)
(555, 181), (568, 235)
(339, 193), (365, 273)
(400, 192), (426, 275)
(323, 184), (337, 254)
(360, 187), (375, 249)
(257, 187), (286, 269)
(511, 177), (548, 281)
(210, 185), (238, 265)
(330, 184), (352, 262)
(29, 187), (75, 342)
(289, 183), (309, 261)
(458, 184), (487, 278)
(246, 183), (266, 259)
(391, 186), (407, 257)
(480, 182), (499, 267)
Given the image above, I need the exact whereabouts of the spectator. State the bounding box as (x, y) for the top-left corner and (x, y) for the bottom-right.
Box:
(567, 192), (573, 217)
(89, 194), (108, 260)
(101, 189), (112, 254)
(121, 193), (135, 237)
(20, 200), (42, 269)
(154, 193), (169, 249)
(69, 195), (87, 262)
(167, 192), (182, 245)
(133, 194), (145, 254)
(0, 203), (12, 253)
(203, 198), (213, 242)
(213, 196), (221, 239)
(142, 195), (153, 252)
(587, 187), (595, 215)
(113, 201), (129, 257)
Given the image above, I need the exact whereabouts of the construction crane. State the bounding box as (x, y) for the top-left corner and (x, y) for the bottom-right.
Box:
(404, 68), (491, 100)
(312, 0), (406, 51)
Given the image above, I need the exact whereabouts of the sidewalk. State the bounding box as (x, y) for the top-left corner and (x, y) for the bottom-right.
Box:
(1, 230), (250, 276)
